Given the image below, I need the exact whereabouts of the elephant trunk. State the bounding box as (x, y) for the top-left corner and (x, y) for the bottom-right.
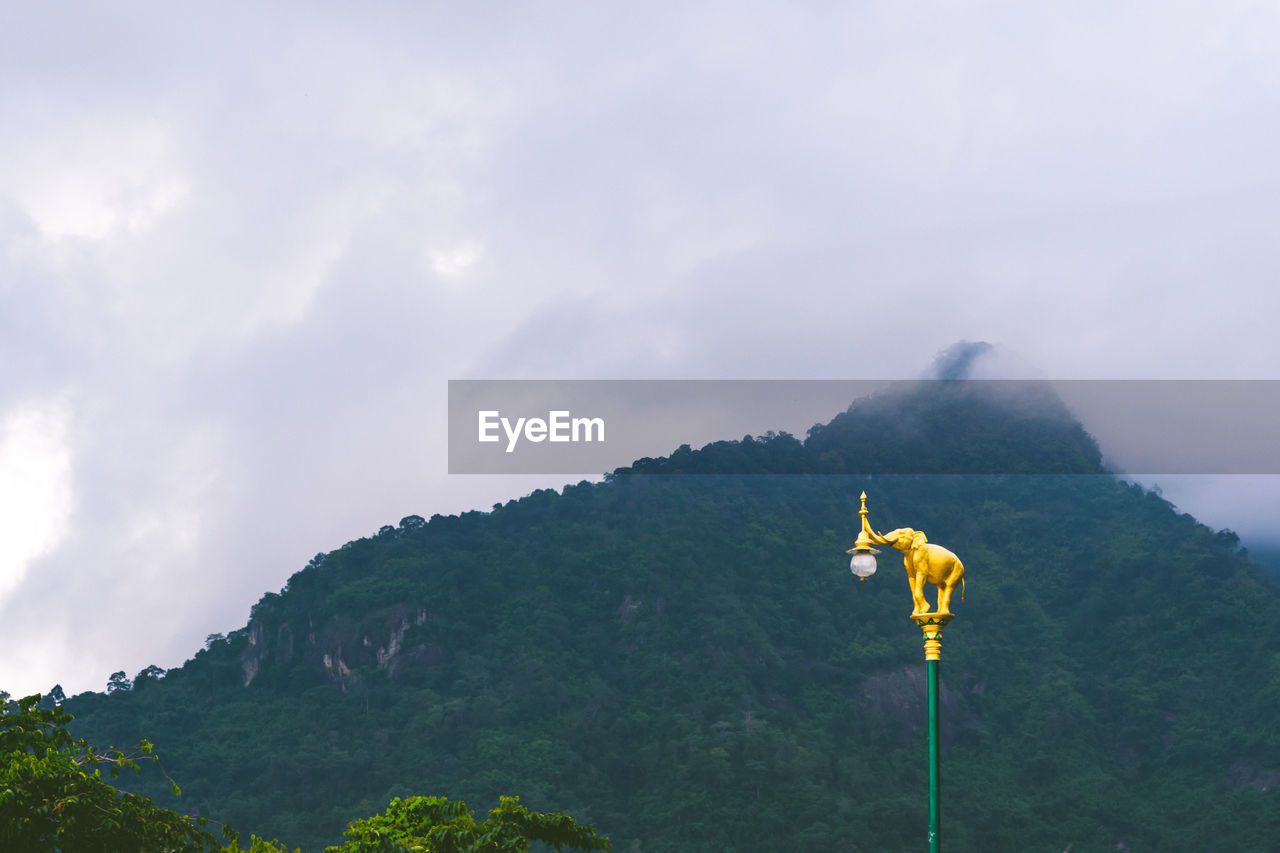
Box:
(863, 525), (891, 546)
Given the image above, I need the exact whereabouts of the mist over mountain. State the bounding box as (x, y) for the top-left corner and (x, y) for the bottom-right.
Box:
(60, 381), (1280, 851)
(929, 341), (995, 380)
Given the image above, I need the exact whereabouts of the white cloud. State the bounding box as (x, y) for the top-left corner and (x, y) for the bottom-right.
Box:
(2, 115), (187, 242)
(0, 399), (73, 602)
(429, 241), (485, 279)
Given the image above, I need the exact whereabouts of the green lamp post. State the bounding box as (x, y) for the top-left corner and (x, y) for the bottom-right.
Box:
(847, 492), (966, 853)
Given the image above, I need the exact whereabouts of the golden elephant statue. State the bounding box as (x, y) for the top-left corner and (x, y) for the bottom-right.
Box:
(868, 527), (965, 616)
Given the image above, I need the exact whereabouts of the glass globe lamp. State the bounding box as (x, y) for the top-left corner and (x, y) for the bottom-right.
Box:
(849, 550), (878, 582)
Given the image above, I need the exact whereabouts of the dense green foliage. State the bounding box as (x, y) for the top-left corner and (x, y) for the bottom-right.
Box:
(60, 384), (1280, 851)
(325, 795), (609, 853)
(2, 696), (607, 852)
(0, 694), (220, 852)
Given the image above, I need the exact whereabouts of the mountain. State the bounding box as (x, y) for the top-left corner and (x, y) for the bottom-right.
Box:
(62, 382), (1280, 851)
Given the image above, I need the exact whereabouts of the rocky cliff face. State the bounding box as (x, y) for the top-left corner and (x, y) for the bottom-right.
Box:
(240, 604), (435, 687)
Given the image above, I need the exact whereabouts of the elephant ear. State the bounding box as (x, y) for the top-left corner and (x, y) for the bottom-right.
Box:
(911, 531), (928, 549)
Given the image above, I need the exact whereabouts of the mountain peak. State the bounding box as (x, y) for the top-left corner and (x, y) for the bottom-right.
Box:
(619, 371), (1104, 477)
(926, 340), (1046, 381)
(930, 341), (995, 380)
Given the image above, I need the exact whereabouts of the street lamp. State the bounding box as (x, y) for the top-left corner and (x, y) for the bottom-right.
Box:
(847, 491), (966, 853)
(846, 489), (881, 581)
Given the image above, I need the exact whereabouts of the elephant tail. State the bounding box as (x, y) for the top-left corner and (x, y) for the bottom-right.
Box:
(961, 574), (966, 601)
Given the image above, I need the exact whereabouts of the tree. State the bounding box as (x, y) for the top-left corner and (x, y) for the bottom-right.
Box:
(137, 665), (168, 681)
(325, 795), (611, 853)
(106, 670), (133, 693)
(4, 694), (609, 853)
(0, 694), (220, 852)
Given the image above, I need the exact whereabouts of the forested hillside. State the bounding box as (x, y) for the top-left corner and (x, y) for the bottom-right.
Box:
(64, 384), (1280, 851)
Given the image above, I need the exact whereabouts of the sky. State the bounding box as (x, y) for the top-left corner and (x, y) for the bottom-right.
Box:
(2, 2), (1279, 698)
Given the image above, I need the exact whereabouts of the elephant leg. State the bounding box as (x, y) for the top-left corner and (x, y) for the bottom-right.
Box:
(912, 572), (930, 614)
(937, 580), (953, 614)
